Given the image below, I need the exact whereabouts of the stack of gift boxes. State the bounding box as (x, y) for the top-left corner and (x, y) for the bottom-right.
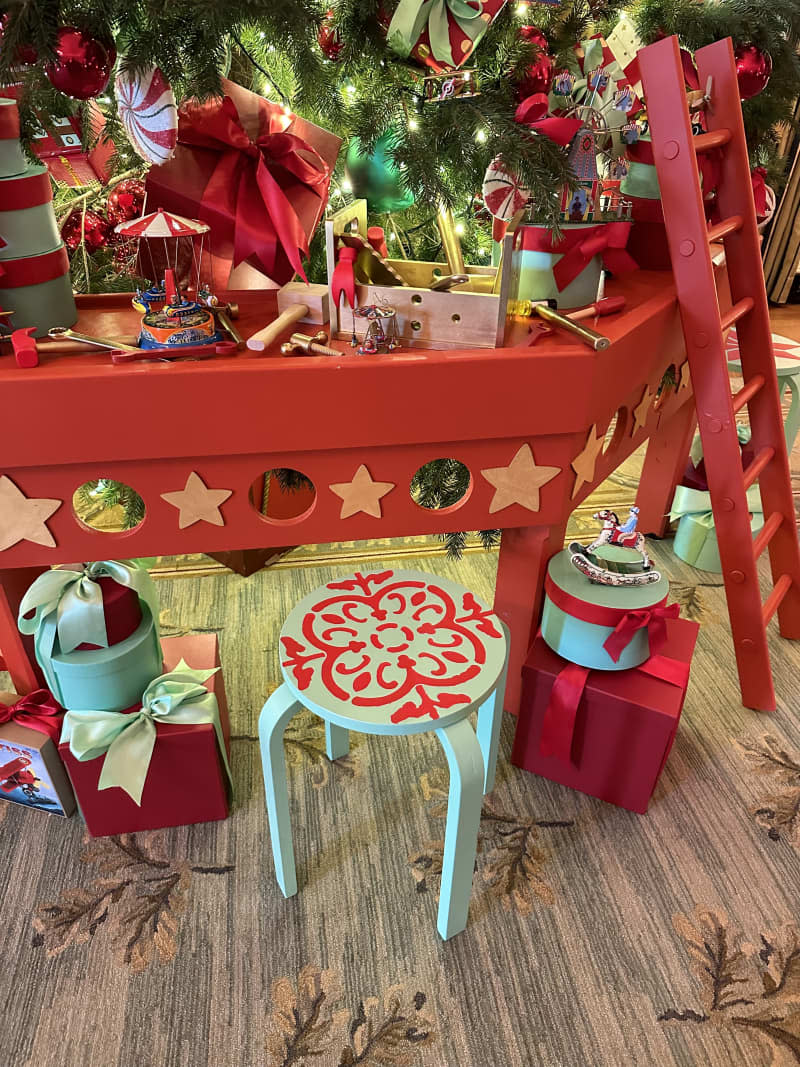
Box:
(512, 544), (698, 814)
(0, 561), (231, 835)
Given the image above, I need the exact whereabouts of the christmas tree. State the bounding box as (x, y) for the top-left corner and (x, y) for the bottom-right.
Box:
(1, 1), (798, 553)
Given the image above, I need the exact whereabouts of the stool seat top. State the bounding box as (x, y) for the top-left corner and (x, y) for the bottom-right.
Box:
(727, 328), (800, 377)
(278, 569), (507, 735)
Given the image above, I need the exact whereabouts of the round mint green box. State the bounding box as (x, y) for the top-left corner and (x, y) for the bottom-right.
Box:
(541, 549), (670, 671)
(35, 606), (163, 712)
(512, 223), (602, 310)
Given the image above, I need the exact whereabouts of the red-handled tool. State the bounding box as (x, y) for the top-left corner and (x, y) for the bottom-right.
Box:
(527, 295), (627, 346)
(11, 327), (38, 368)
(110, 340), (238, 364)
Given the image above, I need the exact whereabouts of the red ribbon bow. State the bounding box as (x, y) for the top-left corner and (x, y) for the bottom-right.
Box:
(603, 602), (680, 663)
(540, 651), (690, 763)
(751, 167), (768, 220)
(517, 222), (636, 291)
(515, 94), (584, 147)
(0, 690), (63, 743)
(176, 95), (330, 283)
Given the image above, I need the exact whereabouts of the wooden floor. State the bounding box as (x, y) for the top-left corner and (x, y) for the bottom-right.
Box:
(769, 303), (800, 340)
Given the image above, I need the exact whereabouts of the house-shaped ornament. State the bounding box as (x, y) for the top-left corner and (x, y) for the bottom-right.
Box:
(560, 125), (600, 223)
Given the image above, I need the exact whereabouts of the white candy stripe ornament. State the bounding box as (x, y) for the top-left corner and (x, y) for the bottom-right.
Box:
(115, 65), (178, 165)
(482, 156), (530, 221)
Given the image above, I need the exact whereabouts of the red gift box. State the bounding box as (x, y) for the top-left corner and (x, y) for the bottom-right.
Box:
(381, 0), (508, 75)
(74, 575), (142, 651)
(59, 633), (231, 836)
(511, 619), (699, 813)
(146, 78), (341, 290)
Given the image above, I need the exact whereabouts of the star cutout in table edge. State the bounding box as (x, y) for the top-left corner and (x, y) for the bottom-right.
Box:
(329, 464), (395, 519)
(571, 424), (605, 499)
(632, 384), (654, 435)
(161, 471), (232, 529)
(481, 444), (561, 514)
(678, 360), (691, 392)
(0, 475), (61, 552)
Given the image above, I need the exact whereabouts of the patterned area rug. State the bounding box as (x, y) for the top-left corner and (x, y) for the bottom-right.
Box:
(3, 539), (800, 1067)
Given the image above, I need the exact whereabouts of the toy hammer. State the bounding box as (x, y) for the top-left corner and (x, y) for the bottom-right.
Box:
(246, 283), (330, 352)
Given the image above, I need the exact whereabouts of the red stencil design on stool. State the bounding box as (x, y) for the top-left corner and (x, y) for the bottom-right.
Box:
(279, 570), (504, 724)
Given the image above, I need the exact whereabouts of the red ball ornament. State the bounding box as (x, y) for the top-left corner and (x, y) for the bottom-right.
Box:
(517, 26), (554, 99)
(45, 27), (116, 100)
(61, 208), (112, 253)
(318, 10), (344, 61)
(0, 15), (38, 66)
(106, 179), (145, 226)
(734, 43), (772, 100)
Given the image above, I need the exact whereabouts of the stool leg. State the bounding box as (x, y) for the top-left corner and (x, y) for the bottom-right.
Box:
(324, 720), (350, 760)
(435, 718), (484, 940)
(258, 685), (303, 898)
(476, 621), (510, 795)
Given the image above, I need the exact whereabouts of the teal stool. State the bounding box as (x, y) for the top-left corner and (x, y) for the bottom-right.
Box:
(258, 568), (509, 940)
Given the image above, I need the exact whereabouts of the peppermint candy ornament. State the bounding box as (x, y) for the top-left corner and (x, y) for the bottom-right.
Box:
(482, 157), (530, 221)
(115, 65), (178, 164)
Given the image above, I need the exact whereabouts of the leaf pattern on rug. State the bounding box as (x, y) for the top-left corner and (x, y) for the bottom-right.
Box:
(669, 582), (723, 623)
(283, 710), (363, 788)
(265, 967), (437, 1067)
(410, 768), (573, 914)
(32, 834), (233, 973)
(736, 735), (800, 845)
(659, 909), (800, 1065)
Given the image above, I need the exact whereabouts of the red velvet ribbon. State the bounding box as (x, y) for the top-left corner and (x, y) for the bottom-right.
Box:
(515, 95), (584, 147)
(0, 245), (70, 289)
(2, 170), (52, 210)
(0, 690), (63, 743)
(544, 573), (677, 662)
(0, 105), (20, 139)
(176, 95), (330, 283)
(751, 167), (768, 219)
(519, 223), (636, 291)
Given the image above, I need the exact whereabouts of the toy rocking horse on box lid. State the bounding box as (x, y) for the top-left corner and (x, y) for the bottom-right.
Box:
(569, 506), (662, 586)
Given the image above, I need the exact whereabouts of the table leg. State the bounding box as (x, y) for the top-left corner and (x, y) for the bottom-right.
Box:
(325, 720), (350, 760)
(636, 401), (697, 536)
(476, 621), (509, 794)
(258, 685), (304, 898)
(435, 718), (484, 940)
(493, 523), (567, 716)
(0, 567), (48, 693)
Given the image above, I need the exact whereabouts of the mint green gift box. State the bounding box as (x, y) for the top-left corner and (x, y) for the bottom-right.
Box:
(671, 485), (763, 573)
(34, 607), (163, 712)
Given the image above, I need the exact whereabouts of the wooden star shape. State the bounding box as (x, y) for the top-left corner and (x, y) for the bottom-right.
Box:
(330, 464), (394, 519)
(161, 471), (232, 529)
(632, 384), (654, 435)
(481, 444), (560, 515)
(678, 360), (691, 392)
(0, 475), (61, 552)
(571, 424), (605, 499)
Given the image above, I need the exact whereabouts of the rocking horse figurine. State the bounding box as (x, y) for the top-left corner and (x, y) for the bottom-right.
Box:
(569, 506), (662, 586)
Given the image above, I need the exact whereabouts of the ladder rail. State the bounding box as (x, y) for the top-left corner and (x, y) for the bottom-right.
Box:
(639, 35), (799, 710)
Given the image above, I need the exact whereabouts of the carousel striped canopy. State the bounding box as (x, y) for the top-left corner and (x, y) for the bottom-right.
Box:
(115, 207), (210, 238)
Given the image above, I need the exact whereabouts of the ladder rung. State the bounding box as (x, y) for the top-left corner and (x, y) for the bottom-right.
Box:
(743, 447), (776, 490)
(720, 298), (755, 332)
(732, 374), (765, 414)
(762, 574), (793, 626)
(694, 129), (732, 152)
(753, 512), (783, 560)
(708, 215), (743, 242)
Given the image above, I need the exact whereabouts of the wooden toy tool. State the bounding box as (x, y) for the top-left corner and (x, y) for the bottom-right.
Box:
(110, 340), (238, 364)
(246, 283), (330, 352)
(519, 296), (626, 349)
(281, 332), (340, 357)
(48, 327), (140, 353)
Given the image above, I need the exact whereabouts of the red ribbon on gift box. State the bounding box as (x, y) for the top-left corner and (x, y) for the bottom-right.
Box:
(544, 574), (679, 662)
(540, 652), (690, 763)
(3, 170), (53, 210)
(518, 223), (637, 291)
(0, 690), (63, 743)
(0, 246), (70, 289)
(175, 95), (330, 283)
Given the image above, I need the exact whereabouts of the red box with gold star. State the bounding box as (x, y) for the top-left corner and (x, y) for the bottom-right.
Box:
(511, 619), (698, 813)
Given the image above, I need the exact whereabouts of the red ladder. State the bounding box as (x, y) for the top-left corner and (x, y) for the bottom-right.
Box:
(639, 35), (800, 711)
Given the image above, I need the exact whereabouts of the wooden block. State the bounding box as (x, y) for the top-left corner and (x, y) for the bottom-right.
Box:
(276, 282), (330, 323)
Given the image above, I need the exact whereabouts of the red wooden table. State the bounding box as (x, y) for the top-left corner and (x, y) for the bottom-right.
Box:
(0, 269), (698, 713)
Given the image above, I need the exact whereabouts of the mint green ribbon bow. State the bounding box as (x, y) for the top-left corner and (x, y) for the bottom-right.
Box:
(387, 0), (489, 67)
(61, 661), (232, 806)
(17, 560), (159, 654)
(670, 484), (763, 530)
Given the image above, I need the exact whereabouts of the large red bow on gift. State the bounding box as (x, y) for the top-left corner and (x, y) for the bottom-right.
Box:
(176, 96), (330, 283)
(0, 690), (63, 743)
(519, 223), (637, 291)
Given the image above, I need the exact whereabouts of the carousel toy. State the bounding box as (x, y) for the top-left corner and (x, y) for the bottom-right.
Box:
(568, 506), (662, 586)
(114, 207), (223, 350)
